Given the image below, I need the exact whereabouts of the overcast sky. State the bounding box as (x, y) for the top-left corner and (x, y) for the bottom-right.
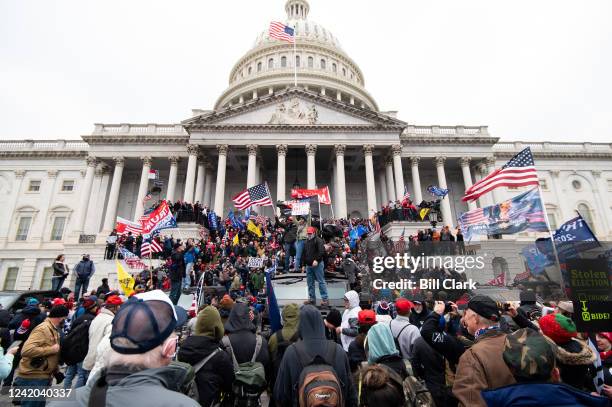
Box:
(1, 0), (611, 142)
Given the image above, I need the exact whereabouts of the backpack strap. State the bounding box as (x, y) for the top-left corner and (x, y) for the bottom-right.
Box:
(221, 336), (239, 371)
(251, 335), (263, 363)
(392, 321), (410, 341)
(193, 348), (220, 375)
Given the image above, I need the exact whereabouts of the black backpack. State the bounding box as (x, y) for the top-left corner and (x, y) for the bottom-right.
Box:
(60, 318), (92, 366)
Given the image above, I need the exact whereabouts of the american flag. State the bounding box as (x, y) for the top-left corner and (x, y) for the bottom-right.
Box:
(118, 247), (147, 269)
(514, 269), (531, 283)
(255, 215), (266, 225)
(402, 185), (410, 201)
(462, 148), (539, 202)
(395, 229), (406, 254)
(486, 273), (506, 287)
(269, 21), (295, 43)
(141, 238), (162, 257)
(232, 183), (273, 210)
(116, 217), (142, 236)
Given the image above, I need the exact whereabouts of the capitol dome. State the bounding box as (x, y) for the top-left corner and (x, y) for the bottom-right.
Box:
(214, 0), (378, 111)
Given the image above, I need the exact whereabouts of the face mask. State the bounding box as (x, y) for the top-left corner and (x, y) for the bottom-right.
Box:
(307, 234), (315, 240)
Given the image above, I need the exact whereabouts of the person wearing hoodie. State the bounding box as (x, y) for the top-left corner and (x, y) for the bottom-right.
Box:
(178, 306), (234, 407)
(539, 313), (597, 392)
(348, 309), (377, 372)
(339, 290), (361, 352)
(268, 303), (300, 403)
(482, 328), (608, 407)
(273, 304), (357, 407)
(517, 290), (541, 320)
(366, 323), (407, 379)
(408, 294), (429, 328)
(218, 294), (234, 325)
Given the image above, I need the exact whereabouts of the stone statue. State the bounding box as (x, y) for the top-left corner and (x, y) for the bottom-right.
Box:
(268, 98), (318, 124)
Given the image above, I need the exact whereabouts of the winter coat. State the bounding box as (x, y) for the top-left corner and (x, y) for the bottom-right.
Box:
(340, 290), (361, 351)
(50, 363), (199, 407)
(178, 335), (234, 407)
(276, 218), (297, 244)
(268, 303), (299, 358)
(411, 336), (455, 407)
(482, 382), (608, 407)
(452, 329), (515, 407)
(388, 315), (421, 359)
(273, 304), (357, 407)
(0, 347), (14, 380)
(74, 259), (95, 279)
(52, 261), (68, 278)
(602, 352), (612, 386)
(170, 250), (186, 281)
(409, 302), (430, 328)
(342, 258), (358, 284)
(374, 354), (408, 380)
(0, 310), (12, 352)
(347, 334), (367, 372)
(83, 307), (114, 370)
(87, 334), (110, 383)
(302, 236), (325, 267)
(17, 318), (61, 379)
(554, 338), (597, 392)
(223, 303), (269, 367)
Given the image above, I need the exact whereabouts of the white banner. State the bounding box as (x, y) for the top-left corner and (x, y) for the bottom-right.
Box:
(291, 201), (310, 216)
(247, 257), (265, 268)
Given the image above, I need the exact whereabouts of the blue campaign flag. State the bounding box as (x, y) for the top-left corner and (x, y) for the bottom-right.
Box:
(349, 224), (368, 249)
(553, 214), (599, 261)
(207, 211), (218, 231)
(521, 244), (554, 275)
(427, 185), (449, 198)
(227, 210), (244, 230)
(458, 188), (549, 241)
(265, 264), (282, 333)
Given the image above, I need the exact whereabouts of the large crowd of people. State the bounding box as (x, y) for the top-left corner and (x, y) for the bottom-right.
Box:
(0, 200), (610, 407)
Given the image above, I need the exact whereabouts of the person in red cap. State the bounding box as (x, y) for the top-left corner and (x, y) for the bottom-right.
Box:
(82, 295), (123, 382)
(389, 298), (420, 359)
(347, 309), (377, 372)
(301, 226), (329, 307)
(596, 332), (612, 392)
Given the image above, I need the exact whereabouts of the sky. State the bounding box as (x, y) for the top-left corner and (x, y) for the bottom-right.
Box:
(1, 0), (611, 142)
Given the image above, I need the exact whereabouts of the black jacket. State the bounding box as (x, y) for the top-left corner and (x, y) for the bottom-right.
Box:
(70, 310), (97, 331)
(52, 261), (68, 278)
(224, 304), (270, 368)
(273, 304), (357, 407)
(409, 304), (430, 328)
(302, 236), (325, 267)
(177, 335), (234, 406)
(276, 218), (297, 244)
(170, 250), (185, 281)
(411, 336), (456, 407)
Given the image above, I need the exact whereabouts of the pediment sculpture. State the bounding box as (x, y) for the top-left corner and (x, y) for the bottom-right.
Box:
(268, 98), (318, 125)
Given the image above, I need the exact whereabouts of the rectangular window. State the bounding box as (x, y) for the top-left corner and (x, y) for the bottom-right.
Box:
(40, 266), (53, 290)
(61, 180), (74, 192)
(28, 180), (41, 192)
(16, 217), (32, 241)
(3, 267), (18, 290)
(50, 216), (66, 241)
(547, 213), (558, 231)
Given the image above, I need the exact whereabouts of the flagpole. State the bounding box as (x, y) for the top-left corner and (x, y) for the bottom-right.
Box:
(265, 182), (277, 217)
(293, 26), (297, 87)
(536, 184), (566, 291)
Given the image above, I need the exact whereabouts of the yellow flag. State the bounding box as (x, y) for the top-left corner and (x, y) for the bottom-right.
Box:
(419, 207), (431, 220)
(247, 220), (262, 238)
(116, 260), (135, 297)
(232, 233), (239, 246)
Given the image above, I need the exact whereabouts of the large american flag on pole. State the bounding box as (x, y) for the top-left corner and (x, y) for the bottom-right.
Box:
(232, 183), (273, 210)
(141, 237), (162, 257)
(269, 22), (295, 43)
(462, 148), (539, 202)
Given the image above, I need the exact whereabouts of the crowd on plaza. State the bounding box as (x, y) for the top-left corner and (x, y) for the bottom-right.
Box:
(0, 199), (610, 407)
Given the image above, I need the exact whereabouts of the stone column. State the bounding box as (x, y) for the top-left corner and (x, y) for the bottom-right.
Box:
(392, 144), (405, 200)
(213, 145), (229, 215)
(486, 156), (500, 204)
(75, 156), (98, 232)
(183, 145), (199, 202)
(460, 157), (477, 211)
(363, 145), (377, 216)
(591, 170), (611, 237)
(103, 157), (125, 232)
(276, 144), (287, 202)
(246, 144), (258, 188)
(203, 164), (214, 208)
(385, 159), (396, 202)
(334, 144), (348, 219)
(378, 171), (388, 208)
(305, 144), (317, 189)
(410, 156), (423, 204)
(134, 156), (152, 219)
(194, 156), (206, 204)
(166, 156), (179, 202)
(475, 162), (491, 208)
(435, 156), (454, 229)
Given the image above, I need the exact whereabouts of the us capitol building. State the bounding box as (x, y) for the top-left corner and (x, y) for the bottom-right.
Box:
(1, 0), (610, 291)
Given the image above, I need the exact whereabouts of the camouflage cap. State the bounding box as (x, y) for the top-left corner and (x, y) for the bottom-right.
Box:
(503, 328), (558, 382)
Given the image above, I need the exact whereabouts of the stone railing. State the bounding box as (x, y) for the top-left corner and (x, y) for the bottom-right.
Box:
(493, 141), (612, 153)
(402, 125), (489, 137)
(0, 139), (89, 151)
(92, 123), (187, 135)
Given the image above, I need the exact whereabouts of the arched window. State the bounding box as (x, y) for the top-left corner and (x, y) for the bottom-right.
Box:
(332, 63), (337, 73)
(281, 56), (287, 67)
(295, 55), (300, 67)
(320, 59), (326, 70)
(342, 67), (346, 76)
(268, 58), (274, 69)
(247, 66), (252, 75)
(492, 257), (509, 283)
(308, 56), (314, 68)
(577, 203), (595, 231)
(257, 62), (262, 72)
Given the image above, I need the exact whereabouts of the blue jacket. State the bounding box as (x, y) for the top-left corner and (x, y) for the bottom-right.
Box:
(74, 260), (95, 278)
(183, 247), (199, 264)
(482, 382), (609, 407)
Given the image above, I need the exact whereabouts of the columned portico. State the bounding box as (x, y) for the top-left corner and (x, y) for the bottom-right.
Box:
(247, 144), (258, 188)
(363, 144), (377, 215)
(166, 156), (179, 202)
(75, 156), (98, 232)
(334, 144), (347, 219)
(183, 145), (199, 202)
(305, 144), (317, 189)
(410, 156), (422, 204)
(385, 159), (395, 203)
(392, 144), (405, 200)
(435, 156), (454, 228)
(102, 156), (125, 232)
(134, 156), (152, 219)
(276, 144), (287, 202)
(378, 172), (388, 209)
(214, 145), (228, 215)
(460, 157), (477, 211)
(194, 156), (206, 204)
